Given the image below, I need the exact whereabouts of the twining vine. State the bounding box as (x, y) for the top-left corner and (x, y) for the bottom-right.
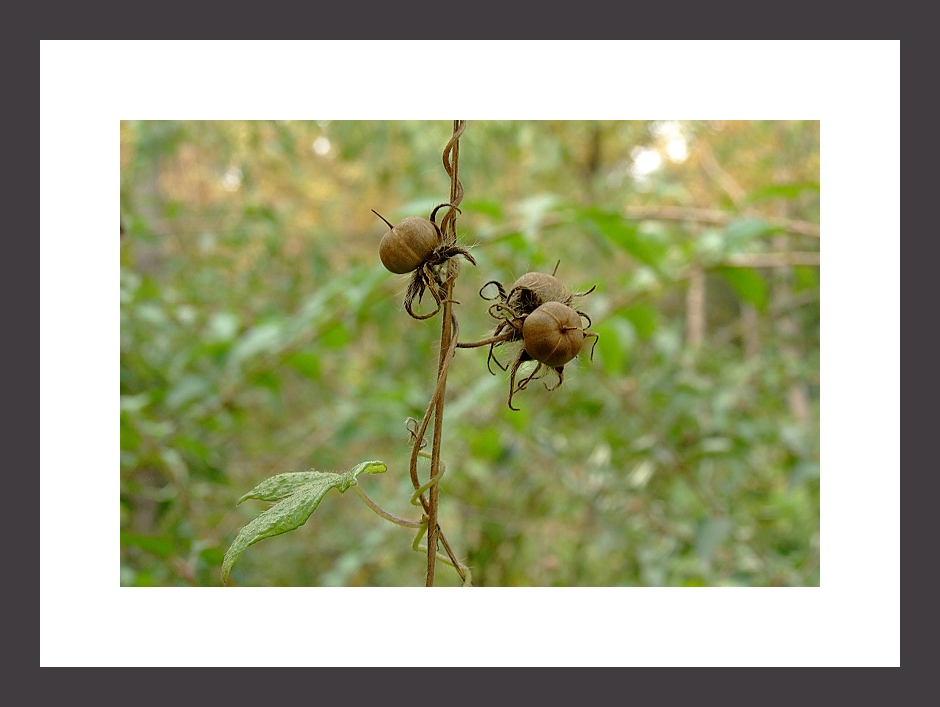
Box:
(222, 121), (598, 587)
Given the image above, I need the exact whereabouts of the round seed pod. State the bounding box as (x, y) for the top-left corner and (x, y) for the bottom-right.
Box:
(379, 217), (440, 274)
(522, 301), (585, 368)
(509, 272), (571, 308)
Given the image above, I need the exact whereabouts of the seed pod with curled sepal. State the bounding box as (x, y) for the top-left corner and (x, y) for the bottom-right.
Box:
(476, 264), (597, 378)
(373, 205), (476, 321)
(501, 300), (598, 411)
(376, 214), (441, 275)
(508, 271), (573, 310)
(522, 301), (585, 367)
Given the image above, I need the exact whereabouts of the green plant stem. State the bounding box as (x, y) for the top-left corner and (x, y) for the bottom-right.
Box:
(412, 522), (472, 586)
(353, 485), (423, 529)
(353, 480), (471, 583)
(410, 463), (446, 507)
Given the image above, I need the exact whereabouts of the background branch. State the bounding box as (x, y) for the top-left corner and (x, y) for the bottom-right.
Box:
(623, 206), (820, 238)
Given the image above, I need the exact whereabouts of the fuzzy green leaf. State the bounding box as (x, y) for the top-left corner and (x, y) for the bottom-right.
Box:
(237, 470), (341, 504)
(716, 267), (769, 312)
(222, 460), (387, 584)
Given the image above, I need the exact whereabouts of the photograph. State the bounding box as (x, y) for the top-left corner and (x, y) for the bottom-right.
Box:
(119, 119), (820, 588)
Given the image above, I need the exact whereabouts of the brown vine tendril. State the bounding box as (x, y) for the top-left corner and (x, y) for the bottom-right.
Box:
(439, 120), (466, 244)
(407, 314), (465, 583)
(415, 120), (467, 587)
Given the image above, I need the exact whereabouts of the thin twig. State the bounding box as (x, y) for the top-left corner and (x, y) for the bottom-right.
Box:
(722, 252), (820, 267)
(471, 207), (818, 251)
(623, 205), (820, 238)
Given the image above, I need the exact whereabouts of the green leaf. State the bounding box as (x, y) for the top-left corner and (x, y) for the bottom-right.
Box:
(221, 460), (387, 584)
(793, 265), (819, 292)
(582, 208), (666, 270)
(695, 518), (733, 563)
(593, 316), (636, 375)
(121, 533), (176, 559)
(620, 303), (658, 340)
(744, 181), (819, 204)
(715, 267), (769, 312)
(227, 320), (287, 367)
(723, 217), (779, 244)
(462, 198), (504, 220)
(285, 351), (321, 379)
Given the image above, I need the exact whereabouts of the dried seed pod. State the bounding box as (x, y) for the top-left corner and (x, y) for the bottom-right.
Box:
(376, 214), (441, 274)
(508, 271), (571, 309)
(522, 301), (585, 368)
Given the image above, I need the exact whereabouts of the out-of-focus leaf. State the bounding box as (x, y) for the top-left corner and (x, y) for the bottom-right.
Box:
(166, 375), (211, 410)
(319, 321), (350, 349)
(470, 427), (502, 462)
(696, 229), (727, 263)
(516, 193), (560, 226)
(794, 265), (819, 292)
(222, 461), (387, 584)
(396, 197), (440, 218)
(244, 204), (278, 224)
(724, 217), (780, 245)
(227, 321), (286, 367)
(199, 546), (226, 567)
(122, 533), (176, 559)
(120, 394), (150, 413)
(208, 311), (241, 342)
(252, 370), (280, 393)
(462, 198), (504, 220)
(582, 208), (666, 269)
(789, 461), (820, 488)
(744, 182), (819, 203)
(716, 267), (769, 312)
(620, 303), (658, 340)
(285, 351), (320, 379)
(593, 316), (636, 375)
(700, 437), (733, 454)
(695, 518), (733, 563)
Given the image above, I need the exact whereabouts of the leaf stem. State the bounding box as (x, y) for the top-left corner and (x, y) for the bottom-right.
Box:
(353, 485), (423, 528)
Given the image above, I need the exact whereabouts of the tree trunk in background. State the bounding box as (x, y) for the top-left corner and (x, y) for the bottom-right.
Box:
(741, 303), (761, 360)
(134, 152), (167, 275)
(772, 134), (811, 424)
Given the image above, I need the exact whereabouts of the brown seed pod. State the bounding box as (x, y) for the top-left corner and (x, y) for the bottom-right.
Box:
(376, 214), (441, 274)
(508, 271), (572, 309)
(522, 301), (585, 368)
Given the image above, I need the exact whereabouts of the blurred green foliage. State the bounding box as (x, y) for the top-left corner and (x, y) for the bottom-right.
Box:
(120, 120), (819, 586)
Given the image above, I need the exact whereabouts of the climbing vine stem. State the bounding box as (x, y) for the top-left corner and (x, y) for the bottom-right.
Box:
(412, 120), (466, 586)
